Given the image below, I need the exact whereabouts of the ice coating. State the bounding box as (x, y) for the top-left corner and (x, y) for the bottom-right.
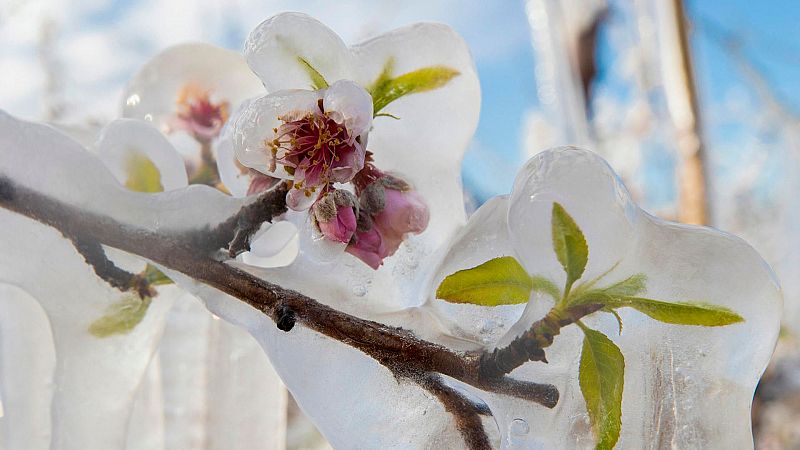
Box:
(121, 43), (263, 133)
(429, 147), (782, 448)
(0, 206), (175, 449)
(1, 103), (784, 449)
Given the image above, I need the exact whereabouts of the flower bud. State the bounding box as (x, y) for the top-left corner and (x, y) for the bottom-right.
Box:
(346, 166), (429, 268)
(310, 189), (357, 243)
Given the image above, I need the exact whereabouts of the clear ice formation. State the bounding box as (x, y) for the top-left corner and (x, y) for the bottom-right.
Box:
(0, 13), (782, 450)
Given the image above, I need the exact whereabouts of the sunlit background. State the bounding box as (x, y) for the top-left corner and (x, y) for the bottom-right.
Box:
(1, 0), (799, 448)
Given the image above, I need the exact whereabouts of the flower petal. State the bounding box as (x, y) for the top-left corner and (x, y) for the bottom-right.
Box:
(94, 119), (188, 191)
(245, 12), (353, 92)
(323, 80), (373, 137)
(350, 23), (481, 256)
(232, 89), (321, 178)
(122, 43), (263, 132)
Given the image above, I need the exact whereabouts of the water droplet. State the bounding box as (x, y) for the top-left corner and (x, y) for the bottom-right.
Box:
(352, 284), (367, 297)
(509, 418), (530, 436)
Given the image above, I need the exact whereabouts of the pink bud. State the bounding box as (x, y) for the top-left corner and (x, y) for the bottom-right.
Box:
(345, 227), (389, 270)
(345, 168), (430, 269)
(310, 190), (357, 243)
(373, 188), (429, 253)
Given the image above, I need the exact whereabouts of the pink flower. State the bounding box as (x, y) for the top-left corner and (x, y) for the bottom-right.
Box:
(346, 166), (430, 268)
(173, 83), (229, 143)
(234, 80), (373, 211)
(311, 189), (358, 243)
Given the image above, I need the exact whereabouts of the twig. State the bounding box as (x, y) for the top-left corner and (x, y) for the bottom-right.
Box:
(479, 303), (604, 378)
(69, 233), (153, 298)
(418, 373), (493, 450)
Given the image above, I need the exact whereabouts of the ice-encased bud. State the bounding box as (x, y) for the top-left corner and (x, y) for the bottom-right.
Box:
(311, 189), (358, 244)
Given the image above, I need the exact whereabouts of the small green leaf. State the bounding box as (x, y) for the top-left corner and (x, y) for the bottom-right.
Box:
(579, 326), (624, 450)
(89, 294), (152, 338)
(601, 274), (647, 298)
(570, 273), (648, 306)
(530, 275), (562, 301)
(297, 57), (329, 90)
(124, 153), (163, 193)
(436, 256), (533, 306)
(374, 112), (401, 120)
(371, 65), (460, 114)
(603, 308), (624, 335)
(143, 264), (172, 286)
(368, 58), (396, 96)
(551, 202), (588, 293)
(614, 297), (744, 327)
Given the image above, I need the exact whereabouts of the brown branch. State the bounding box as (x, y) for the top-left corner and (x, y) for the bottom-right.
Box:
(418, 373), (492, 450)
(0, 176), (560, 448)
(204, 180), (289, 257)
(479, 303), (604, 378)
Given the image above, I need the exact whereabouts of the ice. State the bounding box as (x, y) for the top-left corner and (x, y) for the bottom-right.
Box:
(0, 284), (55, 450)
(121, 43), (263, 132)
(0, 207), (175, 449)
(429, 147), (781, 448)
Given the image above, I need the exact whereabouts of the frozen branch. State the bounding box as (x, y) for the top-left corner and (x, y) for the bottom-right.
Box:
(0, 176), (557, 450)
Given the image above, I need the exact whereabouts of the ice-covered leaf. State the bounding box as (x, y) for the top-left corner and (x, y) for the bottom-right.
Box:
(436, 256), (532, 306)
(371, 65), (460, 114)
(297, 57), (329, 90)
(88, 295), (152, 338)
(579, 327), (624, 450)
(570, 273), (647, 305)
(530, 274), (562, 301)
(143, 264), (172, 285)
(124, 153), (163, 193)
(613, 297), (744, 327)
(551, 202), (588, 292)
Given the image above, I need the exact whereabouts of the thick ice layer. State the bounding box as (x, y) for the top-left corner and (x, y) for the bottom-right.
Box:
(429, 147), (782, 449)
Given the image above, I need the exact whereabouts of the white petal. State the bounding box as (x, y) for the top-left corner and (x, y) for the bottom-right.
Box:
(122, 43), (263, 131)
(249, 221), (299, 258)
(323, 80), (373, 137)
(350, 23), (481, 261)
(94, 119), (188, 191)
(245, 12), (353, 92)
(232, 89), (321, 178)
(216, 99), (255, 197)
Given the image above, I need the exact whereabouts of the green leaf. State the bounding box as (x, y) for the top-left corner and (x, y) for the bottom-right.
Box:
(613, 297), (744, 326)
(570, 273), (648, 306)
(551, 202), (588, 293)
(297, 57), (329, 90)
(143, 264), (173, 286)
(371, 64), (460, 114)
(436, 256), (533, 306)
(124, 153), (163, 193)
(89, 294), (152, 338)
(530, 275), (562, 301)
(579, 327), (624, 450)
(367, 58), (396, 96)
(601, 273), (647, 298)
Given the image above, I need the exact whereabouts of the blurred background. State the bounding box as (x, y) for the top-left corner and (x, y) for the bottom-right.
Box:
(1, 0), (798, 448)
